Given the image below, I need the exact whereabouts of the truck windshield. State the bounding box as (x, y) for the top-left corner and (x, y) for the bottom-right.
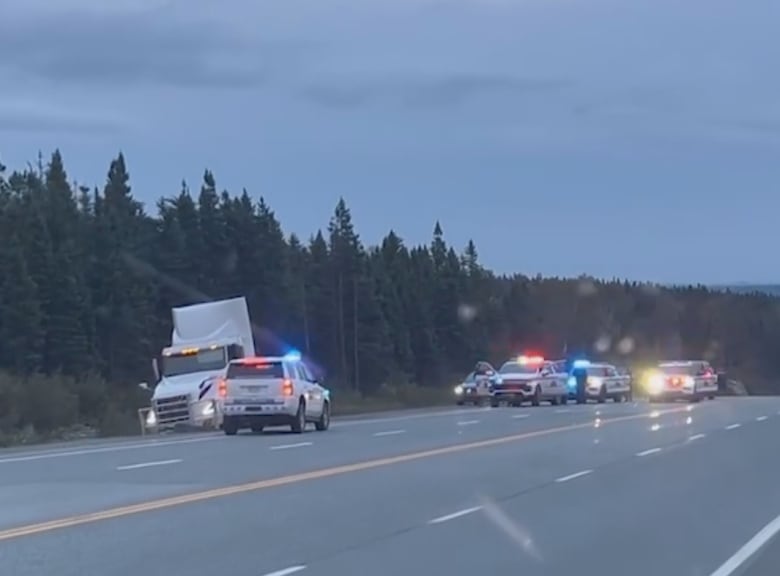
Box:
(161, 347), (227, 377)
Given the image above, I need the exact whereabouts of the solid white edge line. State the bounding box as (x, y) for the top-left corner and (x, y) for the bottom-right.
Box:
(373, 429), (406, 437)
(429, 506), (483, 525)
(116, 459), (182, 471)
(555, 409), (571, 414)
(457, 420), (480, 426)
(262, 565), (307, 576)
(555, 469), (593, 483)
(709, 513), (780, 576)
(756, 416), (768, 422)
(726, 424), (742, 430)
(688, 433), (706, 441)
(0, 436), (221, 465)
(269, 442), (313, 451)
(511, 414), (530, 419)
(636, 448), (662, 457)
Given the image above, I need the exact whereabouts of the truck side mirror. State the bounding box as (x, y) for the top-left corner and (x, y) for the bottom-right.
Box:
(152, 358), (160, 382)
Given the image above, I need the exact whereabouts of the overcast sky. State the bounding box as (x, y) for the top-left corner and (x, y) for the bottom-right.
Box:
(0, 0), (778, 284)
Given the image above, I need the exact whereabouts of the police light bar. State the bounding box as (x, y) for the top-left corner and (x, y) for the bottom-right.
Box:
(283, 349), (302, 362)
(572, 359), (591, 369)
(518, 355), (544, 365)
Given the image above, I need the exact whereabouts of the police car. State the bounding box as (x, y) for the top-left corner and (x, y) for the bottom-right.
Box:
(454, 361), (497, 406)
(219, 352), (331, 435)
(566, 360), (632, 403)
(645, 360), (718, 403)
(490, 355), (569, 407)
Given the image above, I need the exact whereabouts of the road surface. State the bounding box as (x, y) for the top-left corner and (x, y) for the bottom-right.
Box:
(1, 397), (780, 576)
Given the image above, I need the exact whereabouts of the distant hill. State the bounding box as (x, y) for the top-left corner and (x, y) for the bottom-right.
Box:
(710, 284), (780, 296)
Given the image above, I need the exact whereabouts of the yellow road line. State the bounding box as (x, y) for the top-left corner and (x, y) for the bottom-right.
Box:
(0, 407), (687, 542)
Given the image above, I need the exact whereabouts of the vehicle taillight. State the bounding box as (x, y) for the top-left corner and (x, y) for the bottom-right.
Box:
(218, 378), (227, 398)
(282, 379), (294, 397)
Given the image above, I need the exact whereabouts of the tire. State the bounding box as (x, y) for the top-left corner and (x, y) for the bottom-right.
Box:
(551, 395), (560, 406)
(597, 386), (606, 404)
(315, 401), (330, 431)
(560, 394), (568, 405)
(707, 395), (716, 400)
(626, 391), (633, 402)
(291, 399), (306, 433)
(490, 397), (500, 408)
(250, 424), (264, 433)
(614, 394), (624, 403)
(531, 386), (541, 407)
(456, 401), (464, 406)
(223, 417), (239, 436)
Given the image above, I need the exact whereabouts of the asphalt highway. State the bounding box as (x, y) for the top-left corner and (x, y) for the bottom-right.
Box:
(2, 397), (780, 576)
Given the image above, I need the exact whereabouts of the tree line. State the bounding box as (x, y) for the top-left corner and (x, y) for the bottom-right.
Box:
(0, 150), (777, 442)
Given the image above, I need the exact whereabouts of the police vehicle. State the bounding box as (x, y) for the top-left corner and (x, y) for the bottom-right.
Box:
(219, 352), (331, 435)
(490, 355), (569, 407)
(645, 360), (718, 403)
(566, 360), (632, 403)
(454, 361), (497, 406)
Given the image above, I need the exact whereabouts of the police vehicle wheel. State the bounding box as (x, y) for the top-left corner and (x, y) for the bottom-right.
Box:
(315, 401), (330, 431)
(707, 395), (716, 400)
(560, 394), (568, 405)
(223, 417), (239, 436)
(531, 386), (541, 407)
(291, 400), (306, 433)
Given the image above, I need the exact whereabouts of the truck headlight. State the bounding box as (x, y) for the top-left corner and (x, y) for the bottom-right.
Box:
(145, 410), (157, 427)
(454, 385), (464, 395)
(202, 401), (215, 417)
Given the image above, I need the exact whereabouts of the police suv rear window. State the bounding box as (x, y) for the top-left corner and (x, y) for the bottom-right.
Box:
(227, 362), (284, 379)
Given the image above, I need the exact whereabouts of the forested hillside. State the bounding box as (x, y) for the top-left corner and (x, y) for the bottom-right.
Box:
(1, 151), (778, 443)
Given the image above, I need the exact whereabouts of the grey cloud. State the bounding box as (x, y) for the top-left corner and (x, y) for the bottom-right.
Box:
(0, 106), (125, 135)
(300, 74), (569, 110)
(0, 7), (286, 89)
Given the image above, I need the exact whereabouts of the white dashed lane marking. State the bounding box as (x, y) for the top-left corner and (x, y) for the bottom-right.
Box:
(429, 506), (482, 525)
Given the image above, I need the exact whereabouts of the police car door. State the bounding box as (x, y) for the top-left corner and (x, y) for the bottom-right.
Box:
(539, 362), (558, 396)
(604, 365), (622, 393)
(697, 362), (717, 393)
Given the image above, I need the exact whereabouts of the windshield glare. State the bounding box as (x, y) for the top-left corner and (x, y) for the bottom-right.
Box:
(499, 362), (540, 375)
(162, 347), (227, 377)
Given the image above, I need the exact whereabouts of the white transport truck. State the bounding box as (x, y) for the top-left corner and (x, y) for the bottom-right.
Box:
(142, 297), (255, 432)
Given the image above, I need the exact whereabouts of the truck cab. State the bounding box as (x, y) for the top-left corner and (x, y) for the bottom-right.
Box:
(143, 297), (255, 432)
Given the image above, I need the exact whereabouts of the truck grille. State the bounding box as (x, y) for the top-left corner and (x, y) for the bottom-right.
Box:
(153, 394), (191, 426)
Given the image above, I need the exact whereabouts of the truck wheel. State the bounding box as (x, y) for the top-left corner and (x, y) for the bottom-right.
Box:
(597, 386), (606, 404)
(560, 394), (568, 405)
(551, 395), (560, 406)
(250, 424), (264, 433)
(223, 417), (238, 436)
(315, 401), (331, 431)
(291, 399), (306, 433)
(490, 397), (500, 408)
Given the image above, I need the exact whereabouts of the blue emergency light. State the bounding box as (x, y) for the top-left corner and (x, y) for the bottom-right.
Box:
(283, 349), (302, 362)
(572, 359), (591, 369)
